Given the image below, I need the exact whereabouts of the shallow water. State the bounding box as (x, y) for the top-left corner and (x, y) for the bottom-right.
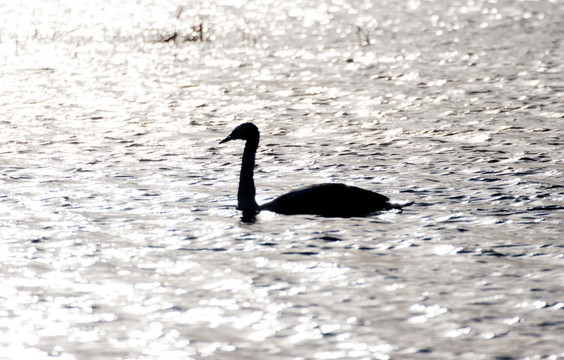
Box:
(1, 0), (563, 359)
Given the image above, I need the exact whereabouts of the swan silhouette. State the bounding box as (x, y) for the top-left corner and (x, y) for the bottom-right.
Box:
(220, 122), (400, 217)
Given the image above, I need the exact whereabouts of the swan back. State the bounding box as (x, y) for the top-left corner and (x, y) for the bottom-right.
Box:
(261, 183), (391, 217)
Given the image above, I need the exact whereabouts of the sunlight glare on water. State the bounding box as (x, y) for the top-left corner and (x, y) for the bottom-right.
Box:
(1, 0), (564, 359)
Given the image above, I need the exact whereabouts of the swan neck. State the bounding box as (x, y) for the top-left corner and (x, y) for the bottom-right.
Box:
(237, 139), (259, 212)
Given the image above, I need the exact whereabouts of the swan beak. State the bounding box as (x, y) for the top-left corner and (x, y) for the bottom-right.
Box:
(219, 135), (232, 144)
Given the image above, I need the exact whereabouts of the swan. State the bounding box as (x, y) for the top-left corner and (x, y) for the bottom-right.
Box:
(220, 122), (402, 217)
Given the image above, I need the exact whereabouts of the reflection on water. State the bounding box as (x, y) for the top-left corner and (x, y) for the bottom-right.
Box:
(1, 0), (564, 359)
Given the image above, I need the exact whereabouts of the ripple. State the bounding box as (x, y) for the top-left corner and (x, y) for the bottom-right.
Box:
(1, 0), (563, 359)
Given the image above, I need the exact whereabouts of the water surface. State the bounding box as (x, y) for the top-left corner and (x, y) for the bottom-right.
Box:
(1, 0), (563, 359)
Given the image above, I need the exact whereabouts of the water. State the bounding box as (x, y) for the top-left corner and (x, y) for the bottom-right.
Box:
(1, 0), (563, 359)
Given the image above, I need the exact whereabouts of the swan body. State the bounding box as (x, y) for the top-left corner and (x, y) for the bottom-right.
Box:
(220, 122), (396, 217)
(261, 183), (391, 217)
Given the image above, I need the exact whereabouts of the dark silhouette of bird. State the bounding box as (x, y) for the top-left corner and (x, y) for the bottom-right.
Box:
(220, 122), (408, 218)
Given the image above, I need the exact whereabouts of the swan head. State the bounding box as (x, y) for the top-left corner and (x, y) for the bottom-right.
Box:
(219, 122), (260, 144)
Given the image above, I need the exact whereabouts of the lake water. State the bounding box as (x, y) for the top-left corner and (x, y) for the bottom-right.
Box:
(1, 0), (563, 359)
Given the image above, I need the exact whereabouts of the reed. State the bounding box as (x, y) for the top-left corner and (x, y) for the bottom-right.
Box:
(158, 21), (207, 43)
(156, 6), (209, 43)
